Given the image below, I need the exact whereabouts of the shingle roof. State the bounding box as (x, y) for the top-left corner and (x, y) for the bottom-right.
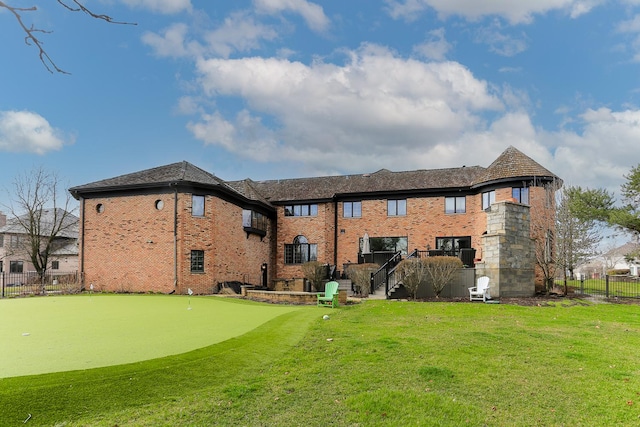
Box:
(472, 146), (559, 186)
(243, 165), (487, 203)
(69, 147), (560, 205)
(69, 161), (227, 194)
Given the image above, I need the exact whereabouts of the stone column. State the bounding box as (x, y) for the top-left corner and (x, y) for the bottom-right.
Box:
(476, 201), (535, 297)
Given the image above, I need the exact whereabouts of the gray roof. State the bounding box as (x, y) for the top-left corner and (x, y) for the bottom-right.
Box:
(472, 146), (560, 186)
(242, 166), (486, 203)
(69, 147), (560, 205)
(52, 241), (79, 256)
(69, 161), (228, 194)
(0, 208), (79, 239)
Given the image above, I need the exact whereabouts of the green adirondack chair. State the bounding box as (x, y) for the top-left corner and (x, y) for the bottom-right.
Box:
(317, 281), (339, 308)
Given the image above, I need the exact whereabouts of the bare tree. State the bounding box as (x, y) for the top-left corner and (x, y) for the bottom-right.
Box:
(396, 258), (428, 299)
(3, 167), (78, 287)
(1, 0), (134, 74)
(530, 180), (562, 292)
(301, 261), (326, 292)
(346, 263), (378, 297)
(423, 256), (463, 298)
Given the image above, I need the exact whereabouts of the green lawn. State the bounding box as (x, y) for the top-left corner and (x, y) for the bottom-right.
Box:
(0, 294), (301, 378)
(558, 277), (640, 298)
(1, 297), (640, 426)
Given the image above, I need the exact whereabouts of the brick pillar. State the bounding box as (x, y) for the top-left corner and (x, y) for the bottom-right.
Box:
(477, 201), (535, 297)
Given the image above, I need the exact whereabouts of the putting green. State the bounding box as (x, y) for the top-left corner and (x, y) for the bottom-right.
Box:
(0, 294), (301, 378)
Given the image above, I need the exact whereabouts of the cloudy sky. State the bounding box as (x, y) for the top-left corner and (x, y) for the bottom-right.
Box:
(1, 0), (640, 210)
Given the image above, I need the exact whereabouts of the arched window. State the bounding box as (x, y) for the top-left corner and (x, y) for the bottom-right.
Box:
(285, 235), (318, 264)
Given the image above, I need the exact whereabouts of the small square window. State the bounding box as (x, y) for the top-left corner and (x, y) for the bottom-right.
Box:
(512, 187), (530, 205)
(51, 261), (60, 270)
(343, 201), (362, 218)
(10, 261), (23, 273)
(387, 199), (406, 216)
(190, 250), (204, 273)
(445, 196), (466, 214)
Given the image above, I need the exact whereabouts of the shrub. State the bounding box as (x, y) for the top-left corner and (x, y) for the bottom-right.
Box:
(607, 269), (630, 276)
(301, 261), (327, 291)
(396, 258), (427, 299)
(346, 263), (379, 297)
(423, 256), (463, 297)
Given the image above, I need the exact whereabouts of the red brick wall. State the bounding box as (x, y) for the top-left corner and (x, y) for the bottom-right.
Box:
(334, 194), (487, 273)
(275, 202), (334, 279)
(80, 191), (272, 294)
(80, 194), (175, 293)
(176, 194), (272, 294)
(79, 183), (556, 293)
(272, 186), (555, 281)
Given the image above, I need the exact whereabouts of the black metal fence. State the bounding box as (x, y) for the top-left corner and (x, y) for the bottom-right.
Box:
(1, 271), (81, 298)
(562, 275), (640, 299)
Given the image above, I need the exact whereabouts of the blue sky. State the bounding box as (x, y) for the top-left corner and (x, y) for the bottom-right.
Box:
(1, 0), (640, 216)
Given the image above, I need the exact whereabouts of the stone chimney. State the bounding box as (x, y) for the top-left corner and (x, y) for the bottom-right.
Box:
(0, 211), (5, 227)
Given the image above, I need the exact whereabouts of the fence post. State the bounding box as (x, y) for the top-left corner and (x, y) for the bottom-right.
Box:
(605, 275), (609, 298)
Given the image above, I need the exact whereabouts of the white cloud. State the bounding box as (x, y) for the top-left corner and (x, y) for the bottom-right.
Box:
(204, 11), (279, 58)
(254, 0), (330, 32)
(142, 23), (199, 58)
(385, 0), (604, 25)
(413, 28), (452, 60)
(142, 12), (278, 59)
(119, 0), (192, 14)
(616, 14), (640, 33)
(187, 45), (505, 174)
(475, 21), (528, 56)
(0, 111), (72, 155)
(542, 107), (640, 194)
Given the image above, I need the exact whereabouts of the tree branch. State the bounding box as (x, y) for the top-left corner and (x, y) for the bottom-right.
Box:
(1, 1), (136, 74)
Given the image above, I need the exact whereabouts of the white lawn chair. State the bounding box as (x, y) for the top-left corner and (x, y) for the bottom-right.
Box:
(469, 276), (491, 302)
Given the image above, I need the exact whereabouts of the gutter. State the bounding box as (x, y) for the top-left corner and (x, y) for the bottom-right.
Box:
(333, 195), (338, 268)
(79, 196), (85, 285)
(171, 183), (178, 290)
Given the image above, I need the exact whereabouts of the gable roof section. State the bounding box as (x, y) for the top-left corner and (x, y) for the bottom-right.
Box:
(472, 146), (560, 187)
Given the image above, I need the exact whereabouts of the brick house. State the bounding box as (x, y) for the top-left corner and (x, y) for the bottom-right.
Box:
(0, 209), (79, 275)
(69, 146), (560, 296)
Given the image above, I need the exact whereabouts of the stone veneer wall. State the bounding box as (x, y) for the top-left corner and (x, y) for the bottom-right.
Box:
(476, 200), (535, 297)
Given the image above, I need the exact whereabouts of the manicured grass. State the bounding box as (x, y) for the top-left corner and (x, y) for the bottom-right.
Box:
(558, 278), (640, 298)
(0, 294), (301, 378)
(1, 298), (640, 426)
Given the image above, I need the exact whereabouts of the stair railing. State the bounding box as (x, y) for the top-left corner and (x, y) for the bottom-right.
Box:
(369, 251), (403, 297)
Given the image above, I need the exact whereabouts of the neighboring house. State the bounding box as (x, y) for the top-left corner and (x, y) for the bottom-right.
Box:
(576, 241), (640, 278)
(0, 209), (79, 274)
(69, 146), (560, 296)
